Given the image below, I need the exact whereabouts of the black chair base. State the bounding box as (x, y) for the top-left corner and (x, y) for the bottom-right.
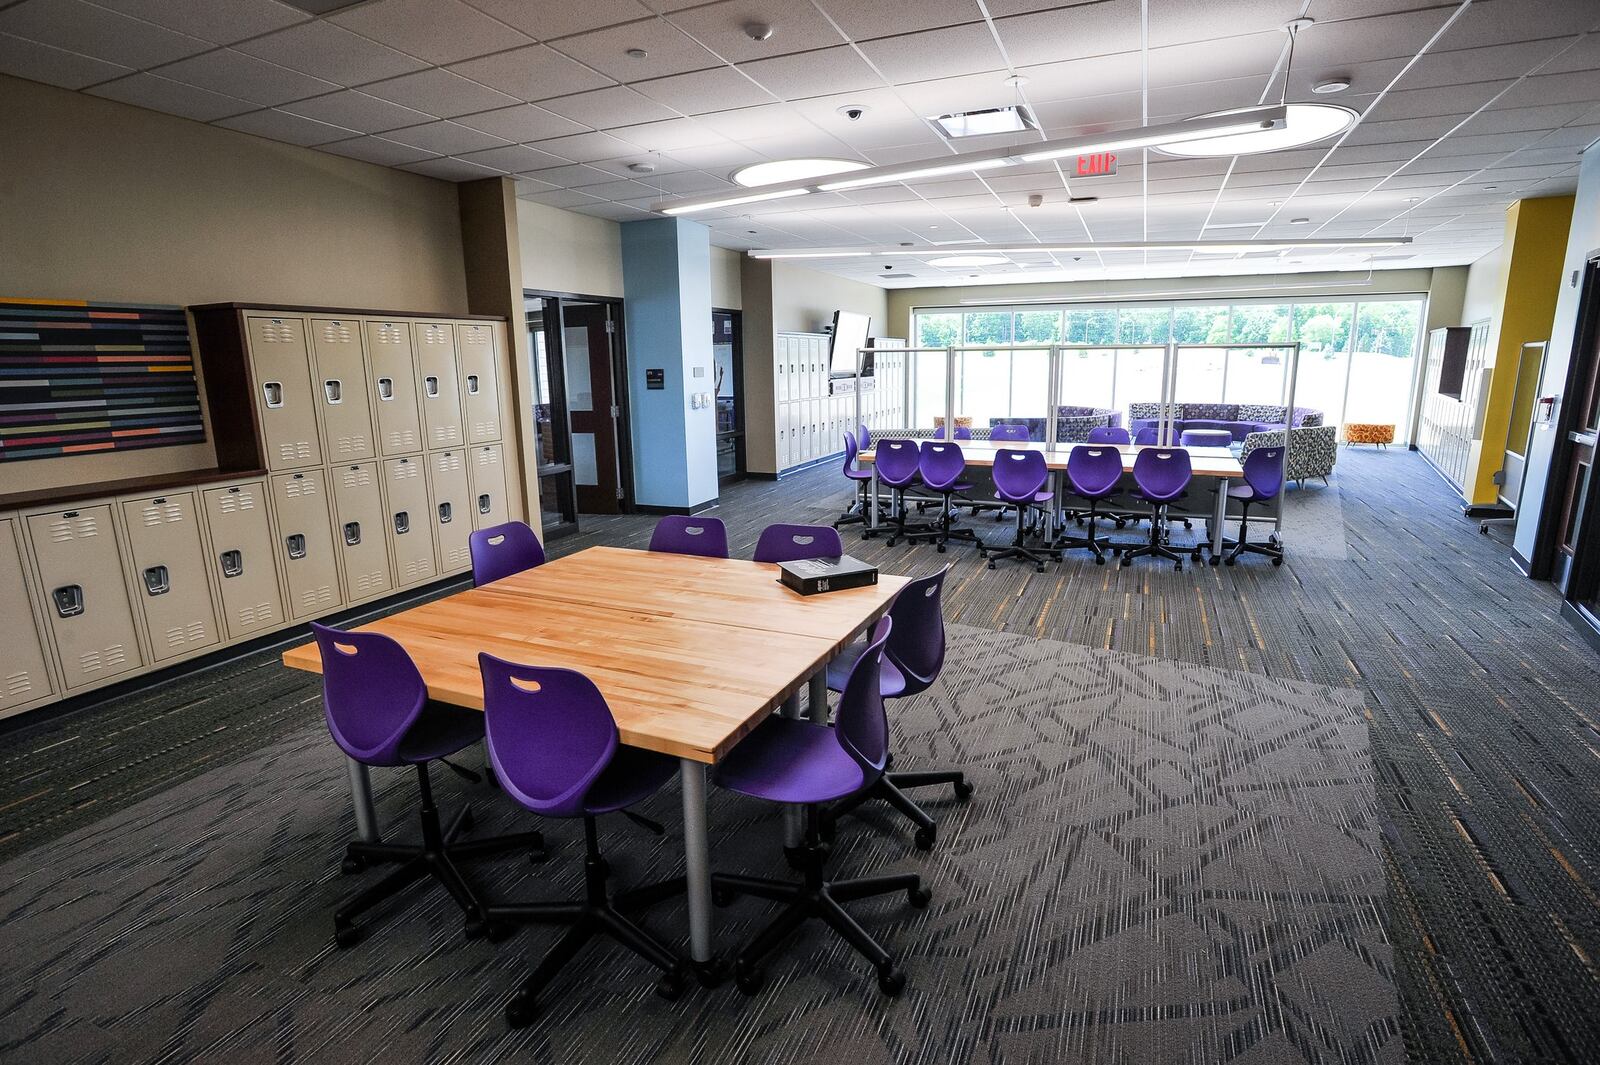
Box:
(876, 487), (938, 546)
(986, 501), (1055, 572)
(488, 815), (687, 1027)
(334, 762), (546, 947)
(1056, 503), (1114, 564)
(904, 490), (984, 554)
(834, 483), (870, 529)
(712, 809), (929, 995)
(1211, 500), (1284, 567)
(821, 770), (973, 850)
(1117, 502), (1197, 572)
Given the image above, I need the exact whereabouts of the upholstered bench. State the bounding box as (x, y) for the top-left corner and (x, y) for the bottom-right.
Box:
(1343, 423), (1394, 447)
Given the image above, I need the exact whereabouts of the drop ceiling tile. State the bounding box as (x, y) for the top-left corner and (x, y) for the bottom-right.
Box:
(667, 139), (763, 168)
(362, 68), (520, 117)
(520, 188), (607, 208)
(584, 154), (695, 177)
(154, 48), (340, 107)
(384, 120), (510, 155)
(581, 178), (674, 200)
(282, 90), (433, 133)
(453, 104), (588, 141)
(329, 0), (533, 66)
(449, 44), (616, 102)
(611, 116), (728, 151)
(0, 31), (131, 89)
(86, 72), (254, 121)
(400, 156), (505, 181)
(548, 19), (721, 82)
(0, 0), (209, 68)
(234, 20), (428, 85)
(736, 130), (859, 159)
(522, 163), (618, 187)
(567, 200), (656, 221)
(995, 2), (1142, 67)
(216, 106), (358, 145)
(90, 0), (306, 45)
(738, 45), (885, 100)
(539, 85), (681, 127)
(317, 135), (438, 166)
(530, 130), (640, 162)
(667, 0), (845, 63)
(857, 23), (1006, 83)
(463, 0), (653, 40)
(456, 143), (570, 172)
(1146, 33), (1281, 88)
(648, 170), (737, 194)
(634, 66), (775, 114)
(1144, 0), (1303, 49)
(811, 0), (982, 41)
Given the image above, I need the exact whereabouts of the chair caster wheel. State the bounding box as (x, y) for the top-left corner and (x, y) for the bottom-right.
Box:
(953, 779), (974, 802)
(913, 827), (936, 851)
(1210, 556), (1221, 566)
(1173, 562), (1183, 572)
(1120, 558), (1131, 568)
(1035, 564), (1045, 573)
(1225, 558), (1235, 567)
(877, 966), (906, 996)
(1183, 520), (1193, 530)
(908, 885), (932, 909)
(334, 921), (362, 949)
(886, 538), (898, 548)
(1095, 556), (1106, 565)
(987, 561), (996, 570)
(734, 964), (765, 996)
(1115, 519), (1127, 528)
(464, 916), (490, 940)
(692, 958), (726, 988)
(936, 544), (946, 554)
(1272, 557), (1283, 567)
(341, 854), (366, 875)
(712, 887), (735, 907)
(655, 969), (688, 1001)
(505, 993), (538, 1029)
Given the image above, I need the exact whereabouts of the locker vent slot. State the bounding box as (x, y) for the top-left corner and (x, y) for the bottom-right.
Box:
(48, 513), (100, 542)
(336, 435), (370, 456)
(238, 602), (275, 626)
(435, 452), (464, 472)
(4, 671), (36, 698)
(79, 644), (129, 676)
(216, 490), (257, 514)
(164, 622), (208, 649)
(447, 547), (470, 569)
(259, 322), (296, 344)
(140, 501), (184, 526)
(473, 420), (498, 438)
(476, 449), (498, 466)
(300, 585), (337, 611)
(320, 322), (353, 343)
(387, 429), (418, 449)
(432, 426), (459, 445)
(421, 326), (448, 344)
(392, 461), (420, 480)
(374, 324), (404, 344)
(341, 467), (373, 488)
(283, 477), (319, 499)
(356, 571), (386, 594)
(277, 440), (315, 463)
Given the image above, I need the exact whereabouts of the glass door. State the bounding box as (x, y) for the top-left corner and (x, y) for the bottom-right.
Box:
(524, 297), (577, 539)
(560, 301), (625, 515)
(713, 309), (744, 481)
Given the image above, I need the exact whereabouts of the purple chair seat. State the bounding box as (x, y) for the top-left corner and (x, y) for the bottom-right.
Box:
(825, 640), (907, 696)
(713, 715), (869, 804)
(581, 746), (679, 813)
(395, 701), (493, 762)
(1228, 483), (1260, 499)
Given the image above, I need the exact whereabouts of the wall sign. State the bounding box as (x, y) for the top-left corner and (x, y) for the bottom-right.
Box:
(646, 368), (665, 390)
(1075, 152), (1118, 177)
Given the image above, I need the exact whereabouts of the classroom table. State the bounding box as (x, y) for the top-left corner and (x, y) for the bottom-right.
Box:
(857, 441), (1247, 556)
(282, 545), (906, 975)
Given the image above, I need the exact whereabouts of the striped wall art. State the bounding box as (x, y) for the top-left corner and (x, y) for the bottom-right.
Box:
(0, 298), (207, 463)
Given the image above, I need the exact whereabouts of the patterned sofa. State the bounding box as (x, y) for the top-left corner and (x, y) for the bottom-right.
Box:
(1128, 402), (1323, 442)
(1053, 406), (1122, 443)
(907, 407), (1122, 442)
(1239, 424), (1339, 487)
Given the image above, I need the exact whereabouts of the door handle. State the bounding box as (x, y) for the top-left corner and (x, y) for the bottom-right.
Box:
(394, 511), (410, 534)
(52, 585), (84, 618)
(143, 566), (170, 596)
(324, 379), (343, 403)
(285, 533), (307, 559)
(220, 550), (243, 577)
(343, 521), (361, 546)
(263, 382), (284, 408)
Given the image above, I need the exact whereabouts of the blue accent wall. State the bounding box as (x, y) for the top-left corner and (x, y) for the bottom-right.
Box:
(620, 217), (718, 509)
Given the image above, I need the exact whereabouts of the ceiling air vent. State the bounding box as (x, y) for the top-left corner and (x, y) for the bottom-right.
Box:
(929, 106), (1037, 140)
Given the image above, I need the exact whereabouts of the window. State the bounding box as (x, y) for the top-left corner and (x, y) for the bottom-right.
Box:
(915, 312), (959, 348)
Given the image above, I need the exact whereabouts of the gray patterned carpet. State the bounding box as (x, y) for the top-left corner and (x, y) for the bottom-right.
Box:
(0, 625), (1394, 1065)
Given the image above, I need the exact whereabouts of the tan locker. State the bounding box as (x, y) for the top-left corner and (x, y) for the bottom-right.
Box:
(469, 443), (509, 529)
(246, 316), (322, 470)
(456, 323), (503, 443)
(330, 462), (393, 603)
(414, 321), (464, 449)
(0, 517), (57, 714)
(311, 318), (376, 462)
(367, 320), (424, 456)
(26, 504), (144, 690)
(120, 492), (221, 664)
(427, 448), (472, 573)
(383, 455), (437, 587)
(270, 470), (343, 621)
(201, 481), (285, 641)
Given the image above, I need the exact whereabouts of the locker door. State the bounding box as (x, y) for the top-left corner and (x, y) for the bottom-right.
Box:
(469, 443), (509, 530)
(415, 321), (464, 449)
(776, 337), (790, 404)
(427, 449), (472, 573)
(270, 470), (343, 621)
(383, 455), (436, 587)
(120, 492), (220, 664)
(26, 505), (144, 690)
(201, 481), (285, 641)
(330, 462), (393, 603)
(0, 517), (56, 714)
(367, 320), (424, 456)
(311, 318), (376, 462)
(778, 405), (791, 469)
(457, 323), (503, 443)
(246, 316), (322, 470)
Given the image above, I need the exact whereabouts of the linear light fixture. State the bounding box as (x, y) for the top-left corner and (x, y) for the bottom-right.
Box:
(745, 237), (1410, 259)
(655, 106), (1288, 215)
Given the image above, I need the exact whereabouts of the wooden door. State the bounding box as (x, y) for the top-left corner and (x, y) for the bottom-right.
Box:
(562, 302), (622, 514)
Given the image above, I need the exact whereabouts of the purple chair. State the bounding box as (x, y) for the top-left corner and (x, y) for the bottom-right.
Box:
(469, 521), (546, 587)
(1087, 426), (1131, 445)
(823, 567), (970, 850)
(906, 441), (982, 553)
(1133, 425), (1160, 446)
(953, 425), (973, 440)
(870, 438), (932, 547)
(988, 423), (1032, 442)
(1058, 445), (1125, 564)
(986, 449), (1055, 572)
(1215, 446), (1285, 567)
(478, 654), (687, 1025)
(711, 617), (931, 996)
(856, 424), (871, 453)
(648, 514), (728, 558)
(755, 522), (843, 563)
(834, 433), (874, 529)
(1119, 448), (1194, 571)
(310, 624), (545, 949)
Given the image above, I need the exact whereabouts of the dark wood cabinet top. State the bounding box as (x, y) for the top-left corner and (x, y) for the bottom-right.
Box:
(189, 303), (504, 322)
(0, 467), (266, 512)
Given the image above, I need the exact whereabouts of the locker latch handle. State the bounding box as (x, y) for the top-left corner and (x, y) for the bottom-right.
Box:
(478, 493), (491, 515)
(52, 585), (84, 618)
(377, 377), (394, 400)
(263, 382), (284, 408)
(324, 379), (343, 404)
(286, 533), (307, 559)
(438, 502), (453, 524)
(425, 375), (440, 397)
(467, 374), (481, 394)
(394, 511), (410, 534)
(343, 521), (361, 546)
(143, 566), (170, 596)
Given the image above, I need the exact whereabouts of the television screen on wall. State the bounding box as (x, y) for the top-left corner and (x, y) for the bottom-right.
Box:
(828, 310), (872, 377)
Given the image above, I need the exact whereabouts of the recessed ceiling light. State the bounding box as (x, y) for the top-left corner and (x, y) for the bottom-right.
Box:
(930, 105), (1037, 139)
(929, 254), (1010, 267)
(1155, 103), (1356, 157)
(1312, 78), (1351, 94)
(731, 158), (869, 187)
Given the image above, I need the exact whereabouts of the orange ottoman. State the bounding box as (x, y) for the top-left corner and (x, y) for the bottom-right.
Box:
(1343, 423), (1394, 447)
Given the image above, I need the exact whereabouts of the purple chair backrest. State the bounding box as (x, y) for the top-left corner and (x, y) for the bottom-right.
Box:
(1067, 445), (1124, 496)
(992, 448), (1048, 502)
(885, 566), (947, 696)
(311, 623), (427, 766)
(834, 616), (893, 775)
(989, 423), (1032, 442)
(954, 425), (972, 440)
(1087, 426), (1131, 444)
(1132, 447), (1192, 501)
(648, 515), (729, 558)
(876, 438), (921, 486)
(918, 440), (967, 491)
(841, 432), (859, 473)
(1243, 446), (1285, 499)
(856, 424), (871, 452)
(479, 654), (618, 818)
(470, 521), (546, 587)
(754, 523), (843, 563)
(1133, 425), (1160, 445)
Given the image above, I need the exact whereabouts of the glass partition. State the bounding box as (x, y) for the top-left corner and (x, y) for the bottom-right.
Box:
(1169, 346), (1226, 405)
(905, 347), (952, 436)
(1224, 346), (1288, 405)
(1348, 300), (1424, 438)
(1292, 303), (1355, 427)
(955, 346), (1051, 440)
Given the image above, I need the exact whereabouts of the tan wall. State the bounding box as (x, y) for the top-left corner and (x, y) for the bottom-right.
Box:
(710, 246), (743, 310)
(1461, 244), (1509, 336)
(740, 258), (777, 474)
(770, 261), (890, 335)
(516, 199), (624, 298)
(0, 74), (469, 494)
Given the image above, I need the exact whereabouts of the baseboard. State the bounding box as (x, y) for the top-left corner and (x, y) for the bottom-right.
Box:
(1463, 502), (1513, 518)
(633, 498), (720, 516)
(779, 451), (844, 477)
(1560, 600), (1600, 655)
(746, 471), (779, 481)
(1510, 547), (1535, 576)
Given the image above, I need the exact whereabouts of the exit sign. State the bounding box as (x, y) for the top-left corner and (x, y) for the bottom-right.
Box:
(1075, 152), (1118, 177)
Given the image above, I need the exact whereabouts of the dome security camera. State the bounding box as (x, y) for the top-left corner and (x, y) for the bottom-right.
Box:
(838, 105), (867, 121)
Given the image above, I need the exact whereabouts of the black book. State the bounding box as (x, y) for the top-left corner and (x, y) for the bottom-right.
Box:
(777, 555), (879, 596)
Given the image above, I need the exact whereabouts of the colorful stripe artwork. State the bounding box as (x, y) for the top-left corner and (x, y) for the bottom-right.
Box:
(0, 298), (207, 463)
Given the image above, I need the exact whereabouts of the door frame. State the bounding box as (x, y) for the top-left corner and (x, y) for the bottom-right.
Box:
(713, 307), (746, 484)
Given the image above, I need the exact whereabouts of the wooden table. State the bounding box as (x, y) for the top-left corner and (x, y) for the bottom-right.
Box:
(858, 441), (1246, 554)
(282, 545), (905, 968)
